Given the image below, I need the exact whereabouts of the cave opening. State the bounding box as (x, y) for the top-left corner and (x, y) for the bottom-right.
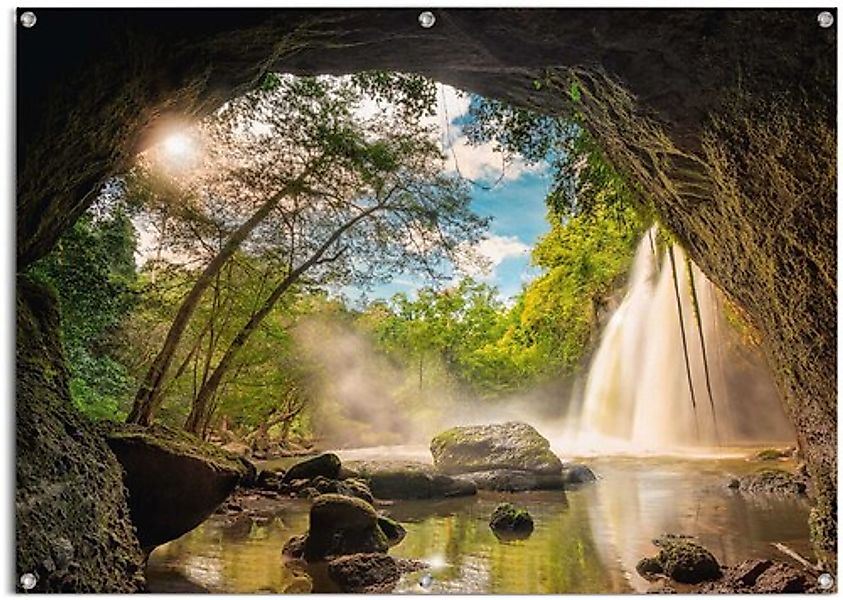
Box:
(15, 8), (836, 592)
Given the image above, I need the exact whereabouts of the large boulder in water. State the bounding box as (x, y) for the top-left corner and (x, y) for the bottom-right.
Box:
(104, 423), (253, 550)
(430, 422), (563, 475)
(295, 494), (390, 561)
(282, 453), (341, 483)
(637, 535), (722, 584)
(348, 461), (476, 499)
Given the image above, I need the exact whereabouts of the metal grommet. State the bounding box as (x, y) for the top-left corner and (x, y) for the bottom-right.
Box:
(818, 11), (834, 28)
(418, 11), (436, 29)
(818, 573), (834, 590)
(20, 11), (37, 28)
(19, 573), (37, 590)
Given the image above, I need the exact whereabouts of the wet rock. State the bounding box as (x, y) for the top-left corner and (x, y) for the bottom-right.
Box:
(104, 423), (252, 551)
(729, 468), (807, 496)
(349, 461), (477, 499)
(456, 469), (565, 492)
(430, 422), (563, 475)
(338, 478), (375, 505)
(639, 535), (722, 584)
(377, 515), (406, 547)
(302, 494), (389, 561)
(636, 557), (664, 580)
(730, 558), (773, 586)
(753, 562), (808, 593)
(562, 464), (597, 484)
(754, 448), (789, 461)
(282, 453), (342, 484)
(282, 534), (307, 559)
(489, 502), (534, 537)
(255, 469), (285, 492)
(327, 553), (401, 593)
(699, 560), (813, 593)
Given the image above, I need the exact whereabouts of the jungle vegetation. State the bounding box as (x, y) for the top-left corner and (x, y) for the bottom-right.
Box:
(31, 72), (646, 447)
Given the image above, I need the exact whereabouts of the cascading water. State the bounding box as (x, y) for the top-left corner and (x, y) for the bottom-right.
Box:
(567, 226), (793, 455)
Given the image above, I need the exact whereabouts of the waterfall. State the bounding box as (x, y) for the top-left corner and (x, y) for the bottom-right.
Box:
(567, 226), (793, 455)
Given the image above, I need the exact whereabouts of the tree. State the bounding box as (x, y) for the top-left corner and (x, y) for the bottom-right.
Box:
(30, 188), (139, 420)
(127, 73), (463, 426)
(125, 74), (485, 430)
(182, 126), (483, 434)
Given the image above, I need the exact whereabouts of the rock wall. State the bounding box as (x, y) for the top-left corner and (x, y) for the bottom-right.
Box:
(16, 277), (146, 591)
(16, 8), (836, 566)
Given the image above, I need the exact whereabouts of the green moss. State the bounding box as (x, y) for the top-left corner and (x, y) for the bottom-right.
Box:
(755, 448), (787, 461)
(103, 422), (251, 475)
(652, 536), (721, 584)
(490, 502), (534, 533)
(16, 277), (145, 591)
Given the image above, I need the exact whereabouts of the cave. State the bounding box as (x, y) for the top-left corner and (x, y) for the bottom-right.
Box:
(16, 7), (836, 589)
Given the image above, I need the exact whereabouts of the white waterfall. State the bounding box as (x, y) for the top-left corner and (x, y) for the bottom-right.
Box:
(566, 226), (793, 455)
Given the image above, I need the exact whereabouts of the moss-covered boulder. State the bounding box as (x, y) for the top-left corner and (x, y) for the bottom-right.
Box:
(16, 278), (146, 592)
(729, 468), (807, 496)
(104, 423), (252, 550)
(302, 494), (389, 561)
(639, 536), (722, 584)
(430, 422), (563, 475)
(349, 461), (477, 499)
(489, 503), (534, 539)
(282, 453), (341, 483)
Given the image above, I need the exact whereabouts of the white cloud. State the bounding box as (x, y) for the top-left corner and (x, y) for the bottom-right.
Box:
(455, 234), (530, 281)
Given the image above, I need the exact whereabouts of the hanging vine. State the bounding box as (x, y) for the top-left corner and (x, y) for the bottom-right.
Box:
(686, 256), (720, 443)
(668, 245), (699, 437)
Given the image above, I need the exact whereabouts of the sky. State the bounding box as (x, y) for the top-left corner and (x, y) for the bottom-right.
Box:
(350, 83), (553, 304)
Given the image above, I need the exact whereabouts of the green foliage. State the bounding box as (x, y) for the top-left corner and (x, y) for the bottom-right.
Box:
(30, 203), (138, 420)
(359, 278), (512, 396)
(122, 252), (319, 435)
(464, 95), (640, 219)
(500, 202), (644, 378)
(350, 71), (438, 118)
(354, 198), (642, 398)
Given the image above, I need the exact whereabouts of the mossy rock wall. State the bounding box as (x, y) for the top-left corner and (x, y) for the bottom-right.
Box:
(16, 8), (836, 566)
(16, 277), (145, 592)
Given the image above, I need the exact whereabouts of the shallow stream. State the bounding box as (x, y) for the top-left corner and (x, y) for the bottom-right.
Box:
(147, 450), (810, 593)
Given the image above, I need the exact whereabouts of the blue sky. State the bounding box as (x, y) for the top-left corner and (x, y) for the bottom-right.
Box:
(350, 84), (553, 305)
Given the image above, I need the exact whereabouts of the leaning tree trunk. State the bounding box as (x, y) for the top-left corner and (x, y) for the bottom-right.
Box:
(126, 171), (315, 425)
(184, 205), (382, 432)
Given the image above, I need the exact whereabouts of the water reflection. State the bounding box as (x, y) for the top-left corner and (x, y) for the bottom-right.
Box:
(147, 457), (810, 594)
